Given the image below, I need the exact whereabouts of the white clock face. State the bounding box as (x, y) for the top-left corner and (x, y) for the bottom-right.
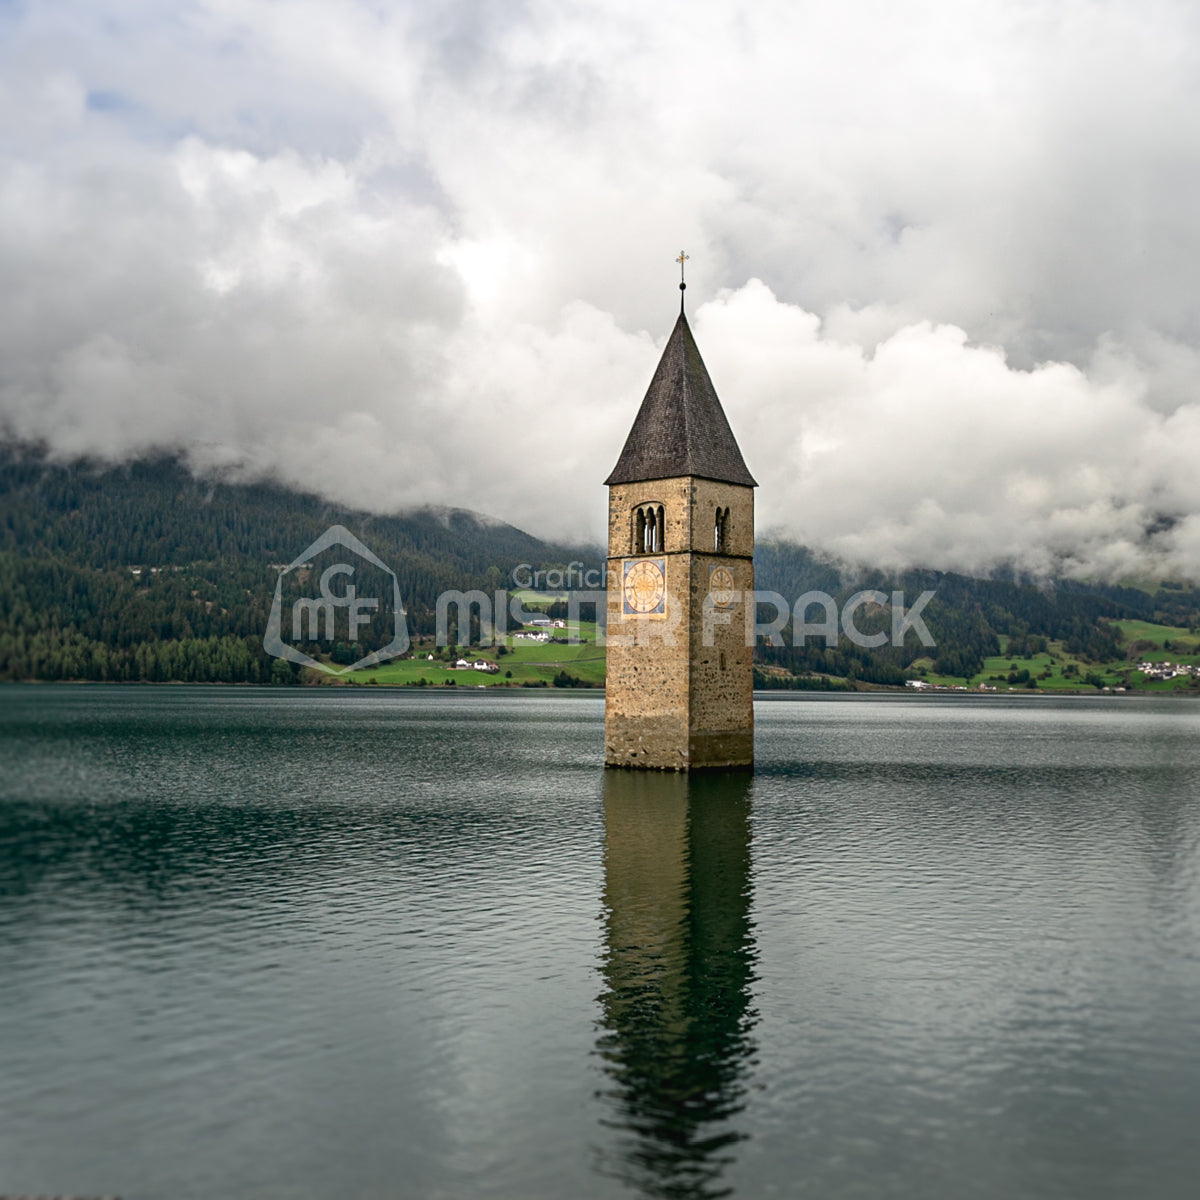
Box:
(622, 558), (666, 615)
(709, 566), (735, 608)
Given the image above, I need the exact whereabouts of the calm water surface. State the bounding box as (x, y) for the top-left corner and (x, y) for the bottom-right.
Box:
(1, 686), (1199, 1199)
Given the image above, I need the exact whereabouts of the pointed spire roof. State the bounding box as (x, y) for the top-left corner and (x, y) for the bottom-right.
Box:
(605, 313), (756, 488)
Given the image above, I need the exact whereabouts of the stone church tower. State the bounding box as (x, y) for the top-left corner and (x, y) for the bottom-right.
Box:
(604, 306), (756, 771)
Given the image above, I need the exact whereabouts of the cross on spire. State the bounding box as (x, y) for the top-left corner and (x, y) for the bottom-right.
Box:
(676, 250), (689, 312)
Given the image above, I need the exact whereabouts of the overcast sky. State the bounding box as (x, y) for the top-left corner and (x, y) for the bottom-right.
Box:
(3, 0), (1200, 579)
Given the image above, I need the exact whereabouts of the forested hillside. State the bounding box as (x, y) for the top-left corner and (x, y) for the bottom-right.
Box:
(755, 543), (1200, 686)
(0, 448), (600, 682)
(3, 446), (1198, 686)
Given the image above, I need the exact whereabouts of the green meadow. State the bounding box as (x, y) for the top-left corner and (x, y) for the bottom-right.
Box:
(323, 619), (605, 688)
(911, 620), (1200, 692)
(508, 588), (570, 605)
(311, 617), (1200, 694)
(1107, 619), (1200, 661)
(911, 648), (1127, 691)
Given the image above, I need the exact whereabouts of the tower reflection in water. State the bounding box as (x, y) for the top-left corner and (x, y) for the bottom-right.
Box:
(595, 770), (758, 1199)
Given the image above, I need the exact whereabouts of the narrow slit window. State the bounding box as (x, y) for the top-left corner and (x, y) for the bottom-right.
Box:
(715, 506), (730, 552)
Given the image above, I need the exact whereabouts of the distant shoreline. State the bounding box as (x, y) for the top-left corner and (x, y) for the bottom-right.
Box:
(4, 679), (1197, 699)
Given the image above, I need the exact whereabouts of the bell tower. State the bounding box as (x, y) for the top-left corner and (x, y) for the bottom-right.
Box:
(604, 275), (756, 771)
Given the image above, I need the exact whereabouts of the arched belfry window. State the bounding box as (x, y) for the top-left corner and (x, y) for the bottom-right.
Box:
(631, 504), (664, 554)
(714, 506), (730, 552)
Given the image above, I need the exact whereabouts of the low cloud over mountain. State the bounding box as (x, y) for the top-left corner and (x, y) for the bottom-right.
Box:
(4, 1), (1200, 578)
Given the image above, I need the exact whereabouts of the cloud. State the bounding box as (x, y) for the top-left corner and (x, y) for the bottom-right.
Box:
(2, 0), (1200, 576)
(699, 280), (1200, 579)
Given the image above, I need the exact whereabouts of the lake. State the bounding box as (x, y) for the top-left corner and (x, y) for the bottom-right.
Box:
(2, 686), (1199, 1199)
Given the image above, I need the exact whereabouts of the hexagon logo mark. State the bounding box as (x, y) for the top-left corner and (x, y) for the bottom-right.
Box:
(263, 525), (409, 675)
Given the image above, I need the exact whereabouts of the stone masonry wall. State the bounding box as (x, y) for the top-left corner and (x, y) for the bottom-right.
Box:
(605, 477), (754, 770)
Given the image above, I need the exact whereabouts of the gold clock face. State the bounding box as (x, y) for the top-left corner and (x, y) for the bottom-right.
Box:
(622, 558), (666, 615)
(709, 565), (735, 608)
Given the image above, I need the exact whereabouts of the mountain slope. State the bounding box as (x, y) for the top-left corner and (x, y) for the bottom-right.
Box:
(3, 446), (1199, 687)
(0, 448), (600, 682)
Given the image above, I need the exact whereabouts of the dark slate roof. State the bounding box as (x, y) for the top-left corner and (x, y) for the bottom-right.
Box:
(605, 312), (756, 488)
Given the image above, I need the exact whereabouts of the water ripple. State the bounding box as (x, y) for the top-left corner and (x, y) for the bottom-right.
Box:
(1, 688), (1199, 1199)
